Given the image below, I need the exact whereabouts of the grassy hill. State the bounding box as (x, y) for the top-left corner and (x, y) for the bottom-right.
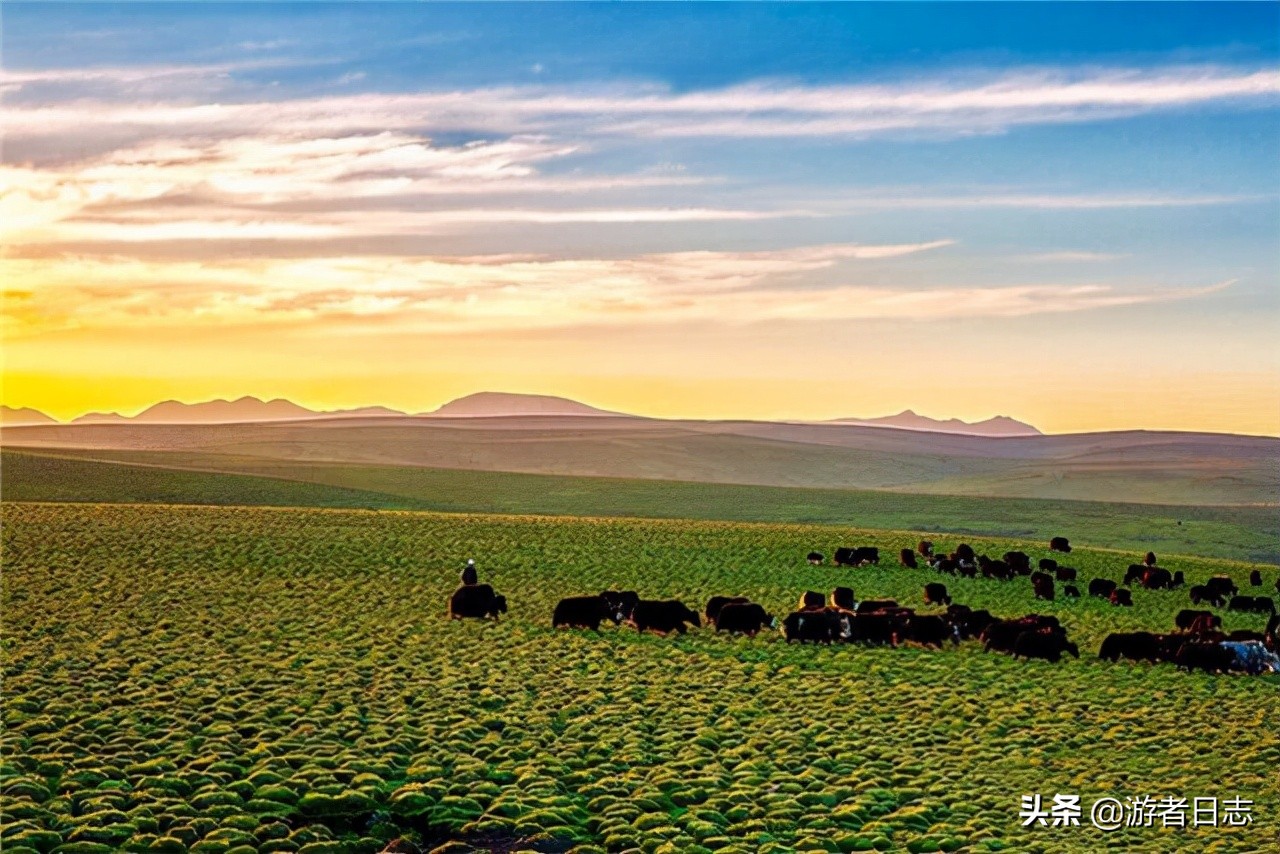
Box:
(4, 449), (1277, 564)
(3, 502), (1276, 853)
(4, 415), (1276, 506)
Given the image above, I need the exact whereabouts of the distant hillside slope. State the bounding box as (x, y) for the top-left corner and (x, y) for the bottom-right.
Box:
(0, 405), (55, 426)
(2, 416), (1275, 506)
(427, 391), (619, 417)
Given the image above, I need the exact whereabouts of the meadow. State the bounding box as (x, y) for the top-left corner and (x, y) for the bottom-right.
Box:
(4, 449), (1277, 565)
(2, 502), (1277, 854)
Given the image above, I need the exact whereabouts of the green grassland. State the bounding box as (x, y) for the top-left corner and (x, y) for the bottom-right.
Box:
(3, 449), (1277, 565)
(4, 416), (1276, 507)
(3, 502), (1277, 854)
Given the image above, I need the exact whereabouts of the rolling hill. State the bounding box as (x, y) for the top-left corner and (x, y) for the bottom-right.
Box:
(2, 411), (1275, 506)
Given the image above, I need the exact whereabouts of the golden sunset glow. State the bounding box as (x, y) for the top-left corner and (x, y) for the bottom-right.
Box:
(2, 7), (1277, 436)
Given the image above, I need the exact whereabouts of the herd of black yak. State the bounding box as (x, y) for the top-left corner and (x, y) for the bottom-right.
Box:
(447, 536), (1280, 676)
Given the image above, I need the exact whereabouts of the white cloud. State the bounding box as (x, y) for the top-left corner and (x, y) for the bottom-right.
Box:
(5, 64), (1276, 142)
(4, 246), (1235, 341)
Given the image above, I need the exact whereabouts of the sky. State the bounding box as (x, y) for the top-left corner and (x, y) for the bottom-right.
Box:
(2, 2), (1278, 434)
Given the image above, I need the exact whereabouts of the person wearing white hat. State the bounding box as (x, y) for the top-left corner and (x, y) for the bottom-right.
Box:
(461, 558), (478, 586)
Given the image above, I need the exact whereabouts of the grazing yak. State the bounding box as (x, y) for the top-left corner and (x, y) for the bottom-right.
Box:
(705, 595), (750, 623)
(800, 591), (827, 611)
(1228, 596), (1277, 615)
(1206, 576), (1239, 599)
(600, 590), (640, 621)
(1038, 558), (1058, 572)
(1249, 570), (1263, 587)
(948, 606), (995, 640)
(830, 587), (857, 611)
(1124, 564), (1148, 586)
(553, 595), (622, 631)
(807, 551), (825, 565)
(923, 583), (952, 606)
(629, 599), (700, 635)
(1003, 551), (1032, 575)
(1189, 585), (1226, 608)
(901, 615), (958, 649)
(449, 584), (508, 621)
(954, 543), (976, 562)
(1054, 565), (1077, 582)
(982, 616), (1061, 655)
(1031, 573), (1055, 601)
(1049, 536), (1072, 553)
(1063, 584), (1080, 599)
(847, 612), (902, 646)
(1110, 588), (1134, 607)
(917, 540), (934, 558)
(1176, 642), (1235, 675)
(899, 548), (918, 569)
(1088, 578), (1118, 599)
(1099, 631), (1163, 663)
(1144, 551), (1158, 567)
(1176, 609), (1222, 632)
(782, 608), (845, 644)
(1140, 567), (1174, 591)
(834, 546), (880, 567)
(980, 558), (1013, 581)
(715, 602), (773, 636)
(1014, 631), (1079, 663)
(933, 556), (960, 575)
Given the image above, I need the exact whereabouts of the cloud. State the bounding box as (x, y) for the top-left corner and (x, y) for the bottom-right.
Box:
(0, 134), (719, 246)
(4, 246), (1234, 341)
(5, 64), (1276, 142)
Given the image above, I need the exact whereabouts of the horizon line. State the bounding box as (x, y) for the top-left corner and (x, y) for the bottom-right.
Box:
(3, 392), (1278, 440)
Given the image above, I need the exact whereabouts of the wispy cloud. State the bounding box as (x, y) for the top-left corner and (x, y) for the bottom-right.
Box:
(4, 246), (1234, 341)
(6, 64), (1276, 141)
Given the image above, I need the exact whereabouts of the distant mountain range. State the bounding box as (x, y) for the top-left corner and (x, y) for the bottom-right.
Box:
(0, 406), (57, 426)
(830, 409), (1040, 437)
(4, 395), (1029, 436)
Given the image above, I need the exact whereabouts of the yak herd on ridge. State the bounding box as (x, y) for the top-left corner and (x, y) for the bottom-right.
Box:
(447, 536), (1280, 676)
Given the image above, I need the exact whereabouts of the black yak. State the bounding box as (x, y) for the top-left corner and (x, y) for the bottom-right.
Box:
(901, 615), (957, 648)
(1088, 578), (1118, 599)
(715, 602), (773, 636)
(800, 590), (826, 611)
(449, 584), (507, 620)
(553, 595), (621, 631)
(923, 582), (951, 606)
(705, 595), (750, 623)
(1014, 631), (1079, 663)
(630, 599), (700, 635)
(1110, 588), (1134, 607)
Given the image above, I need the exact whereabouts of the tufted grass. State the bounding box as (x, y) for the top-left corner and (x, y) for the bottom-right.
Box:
(2, 502), (1277, 853)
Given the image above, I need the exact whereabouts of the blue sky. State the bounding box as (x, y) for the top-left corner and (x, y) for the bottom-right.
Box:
(3, 3), (1278, 432)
